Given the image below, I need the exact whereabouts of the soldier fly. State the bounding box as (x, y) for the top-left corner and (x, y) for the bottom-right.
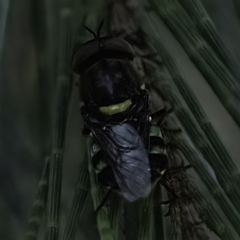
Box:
(71, 22), (170, 203)
(71, 24), (213, 237)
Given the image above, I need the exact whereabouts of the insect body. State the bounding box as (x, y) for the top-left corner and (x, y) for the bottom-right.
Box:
(71, 27), (212, 240)
(72, 35), (154, 201)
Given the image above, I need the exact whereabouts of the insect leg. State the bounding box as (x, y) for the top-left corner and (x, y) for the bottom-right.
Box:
(95, 188), (113, 214)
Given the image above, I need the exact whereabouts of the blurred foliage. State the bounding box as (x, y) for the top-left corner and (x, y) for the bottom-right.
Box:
(1, 0), (240, 240)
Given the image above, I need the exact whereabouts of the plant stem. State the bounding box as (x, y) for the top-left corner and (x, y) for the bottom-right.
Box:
(152, 78), (240, 236)
(45, 2), (73, 238)
(87, 137), (115, 240)
(62, 154), (90, 240)
(45, 78), (72, 240)
(148, 0), (240, 128)
(179, 0), (240, 81)
(0, 0), (9, 69)
(232, 0), (240, 20)
(144, 19), (240, 214)
(143, 8), (240, 214)
(178, 139), (236, 240)
(26, 157), (50, 240)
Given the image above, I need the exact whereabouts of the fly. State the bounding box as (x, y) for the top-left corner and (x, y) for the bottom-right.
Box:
(72, 22), (158, 202)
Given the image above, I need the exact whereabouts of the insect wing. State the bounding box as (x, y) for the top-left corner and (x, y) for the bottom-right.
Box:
(93, 123), (151, 202)
(114, 124), (152, 201)
(82, 101), (151, 202)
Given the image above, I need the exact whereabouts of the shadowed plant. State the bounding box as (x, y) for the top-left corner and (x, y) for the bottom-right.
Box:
(1, 0), (239, 240)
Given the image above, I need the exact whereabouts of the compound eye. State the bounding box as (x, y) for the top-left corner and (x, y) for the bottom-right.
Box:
(99, 99), (132, 115)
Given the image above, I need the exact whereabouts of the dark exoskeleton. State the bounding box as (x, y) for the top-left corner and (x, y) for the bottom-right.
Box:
(72, 32), (170, 203)
(72, 28), (212, 239)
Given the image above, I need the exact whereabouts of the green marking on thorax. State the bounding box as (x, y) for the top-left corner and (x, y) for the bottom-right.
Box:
(99, 99), (132, 115)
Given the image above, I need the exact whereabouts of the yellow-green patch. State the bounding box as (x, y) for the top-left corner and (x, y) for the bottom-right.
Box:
(99, 99), (132, 115)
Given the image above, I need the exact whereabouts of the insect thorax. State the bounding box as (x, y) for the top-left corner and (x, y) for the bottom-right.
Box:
(80, 58), (142, 107)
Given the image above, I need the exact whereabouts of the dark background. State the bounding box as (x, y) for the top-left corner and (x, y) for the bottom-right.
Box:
(1, 0), (240, 239)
